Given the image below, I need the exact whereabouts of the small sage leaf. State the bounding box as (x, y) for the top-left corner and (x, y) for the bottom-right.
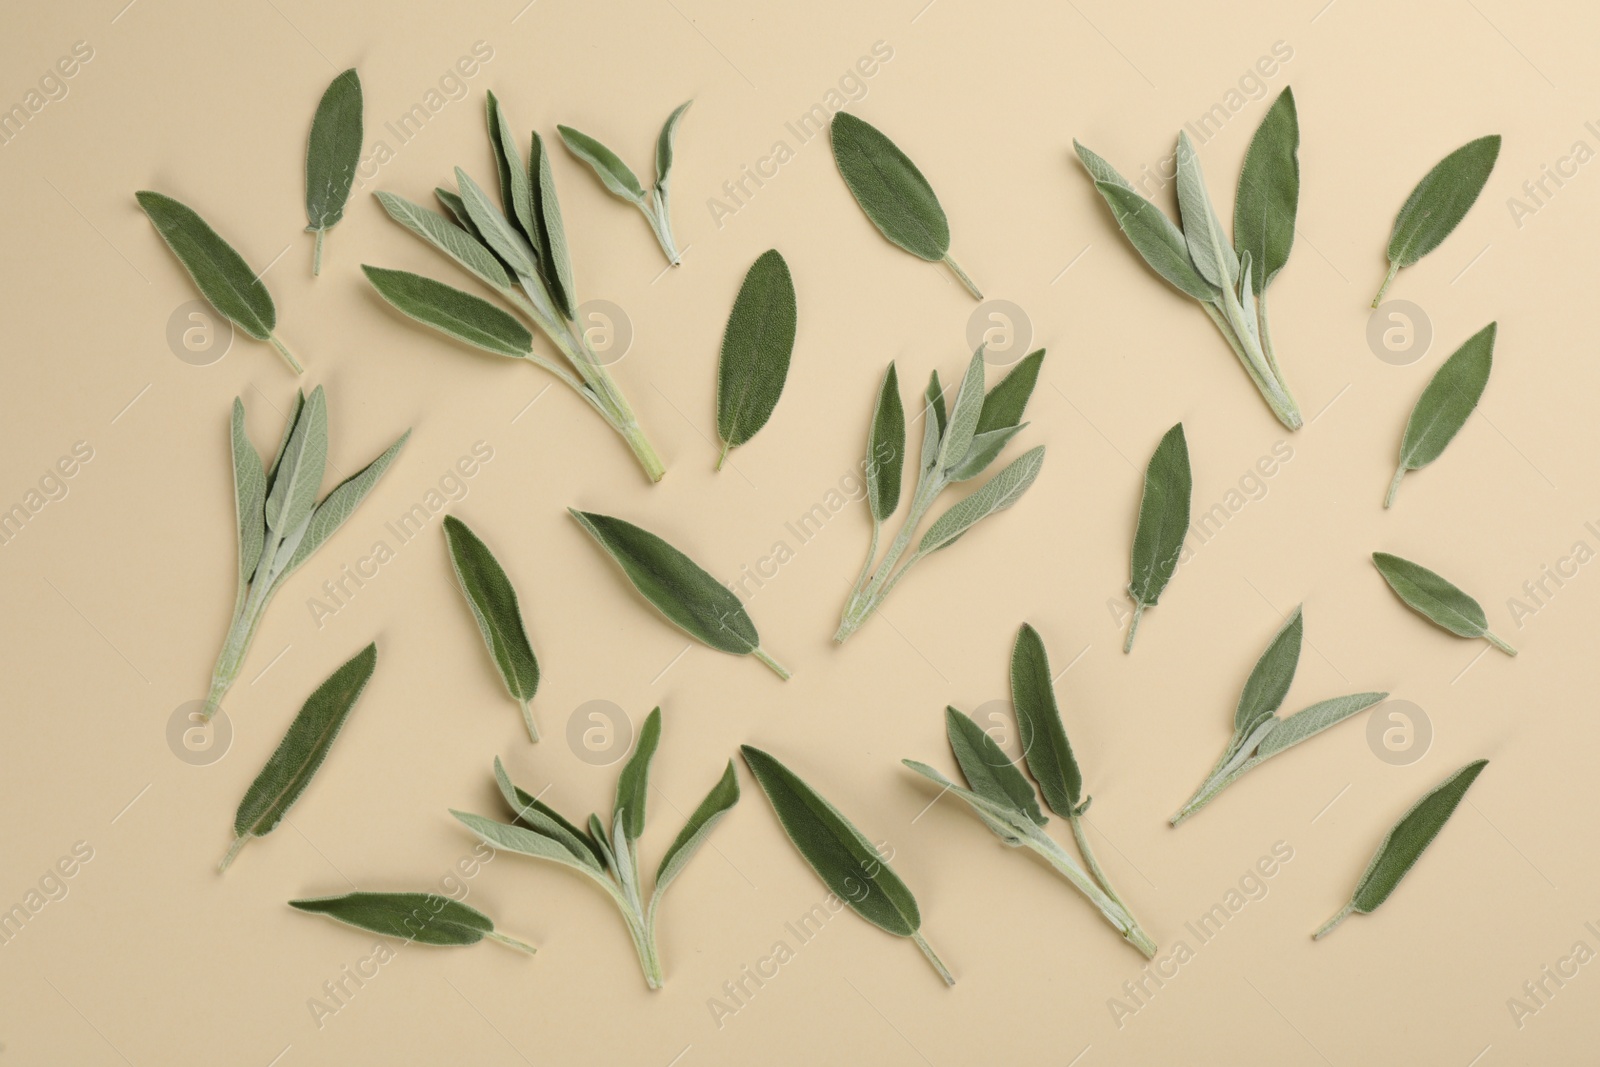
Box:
(221, 643), (376, 870)
(944, 706), (1045, 825)
(866, 363), (905, 522)
(568, 510), (789, 679)
(614, 707), (662, 843)
(1315, 759), (1488, 938)
(918, 445), (1045, 554)
(1386, 322), (1495, 508)
(528, 131), (577, 320)
(485, 92), (536, 245)
(373, 192), (512, 291)
(1374, 135), (1501, 306)
(443, 515), (542, 740)
(304, 68), (363, 275)
(1174, 132), (1240, 290)
(230, 399), (267, 609)
(1233, 87), (1299, 295)
(652, 759), (739, 905)
(282, 429), (411, 579)
(926, 370), (948, 436)
(1235, 606), (1302, 736)
(1010, 623), (1082, 818)
(1371, 552), (1514, 655)
(290, 891), (534, 953)
(974, 349), (1044, 435)
(715, 249), (798, 467)
(558, 124), (646, 202)
(655, 101), (692, 192)
(363, 266), (533, 358)
(1125, 423), (1192, 652)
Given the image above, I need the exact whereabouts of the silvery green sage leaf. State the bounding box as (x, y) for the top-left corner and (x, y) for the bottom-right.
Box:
(559, 100), (692, 265)
(741, 745), (955, 985)
(1173, 607), (1388, 825)
(221, 643), (376, 871)
(715, 249), (798, 468)
(363, 266), (533, 358)
(1175, 132), (1240, 290)
(373, 191), (513, 291)
(304, 68), (363, 276)
(1371, 551), (1514, 655)
(1385, 323), (1495, 508)
(135, 190), (302, 373)
(443, 516), (542, 741)
(1124, 422), (1192, 652)
(290, 892), (535, 953)
(569, 509), (789, 679)
(456, 718), (735, 987)
(1373, 136), (1501, 306)
(1315, 759), (1488, 938)
(1233, 88), (1299, 297)
(829, 111), (981, 299)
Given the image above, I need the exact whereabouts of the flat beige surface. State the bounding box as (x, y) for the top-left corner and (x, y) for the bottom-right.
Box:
(2, 0), (1596, 1063)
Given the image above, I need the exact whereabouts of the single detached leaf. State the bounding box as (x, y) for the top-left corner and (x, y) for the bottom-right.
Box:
(1089, 179), (1217, 301)
(974, 349), (1044, 435)
(305, 68), (363, 274)
(918, 445), (1045, 554)
(230, 398), (267, 604)
(363, 266), (532, 358)
(1010, 623), (1081, 818)
(652, 759), (739, 904)
(290, 892), (532, 952)
(222, 644), (377, 869)
(1235, 606), (1303, 736)
(263, 386), (328, 540)
(716, 249), (798, 464)
(1255, 692), (1388, 761)
(373, 191), (512, 291)
(866, 363), (905, 522)
(558, 124), (647, 203)
(1233, 87), (1299, 295)
(528, 132), (576, 321)
(944, 706), (1045, 825)
(1125, 423), (1192, 651)
(1387, 323), (1495, 507)
(1316, 759), (1488, 938)
(136, 191), (277, 340)
(614, 707), (662, 843)
(443, 515), (541, 739)
(829, 112), (949, 261)
(282, 430), (410, 579)
(1377, 136), (1501, 304)
(1174, 132), (1239, 290)
(1371, 552), (1514, 654)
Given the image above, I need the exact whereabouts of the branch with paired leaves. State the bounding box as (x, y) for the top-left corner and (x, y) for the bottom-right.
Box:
(558, 101), (692, 266)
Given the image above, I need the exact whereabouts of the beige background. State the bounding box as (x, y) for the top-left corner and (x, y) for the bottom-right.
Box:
(2, 0), (1596, 1063)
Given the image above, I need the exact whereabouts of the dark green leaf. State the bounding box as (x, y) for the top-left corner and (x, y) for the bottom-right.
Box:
(305, 69), (363, 234)
(1127, 423), (1192, 629)
(485, 92), (536, 243)
(1010, 623), (1082, 817)
(528, 132), (575, 320)
(1234, 606), (1302, 736)
(1233, 87), (1299, 295)
(715, 249), (798, 460)
(289, 892), (525, 949)
(613, 707), (662, 842)
(829, 112), (949, 261)
(944, 706), (1045, 825)
(974, 349), (1044, 435)
(866, 363), (905, 522)
(1389, 323), (1495, 507)
(363, 265), (532, 358)
(926, 370), (947, 437)
(653, 759), (739, 902)
(136, 190), (277, 340)
(443, 515), (541, 738)
(1385, 136), (1501, 270)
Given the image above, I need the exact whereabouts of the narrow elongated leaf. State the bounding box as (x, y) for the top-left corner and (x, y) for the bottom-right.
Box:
(266, 390), (307, 488)
(1125, 423), (1192, 651)
(290, 892), (532, 951)
(558, 124), (647, 203)
(282, 430), (409, 578)
(1233, 88), (1299, 294)
(918, 446), (1045, 554)
(230, 399), (267, 602)
(945, 706), (1045, 825)
(829, 112), (949, 261)
(455, 167), (539, 279)
(528, 132), (575, 320)
(652, 759), (739, 903)
(493, 758), (602, 868)
(946, 424), (1026, 483)
(926, 371), (947, 436)
(655, 100), (692, 190)
(222, 644), (376, 869)
(485, 92), (536, 243)
(1255, 692), (1388, 761)
(1387, 323), (1495, 507)
(443, 516), (541, 739)
(136, 191), (277, 340)
(305, 68), (363, 271)
(716, 250), (798, 462)
(452, 809), (614, 884)
(902, 760), (1038, 841)
(1174, 132), (1239, 289)
(1089, 180), (1217, 301)
(363, 266), (532, 358)
(935, 352), (987, 474)
(1235, 607), (1302, 735)
(1316, 760), (1488, 938)
(374, 192), (512, 291)
(866, 363), (905, 521)
(263, 386), (328, 539)
(1010, 623), (1081, 817)
(974, 349), (1044, 435)
(1371, 552), (1513, 653)
(614, 707), (662, 842)
(1379, 136), (1501, 302)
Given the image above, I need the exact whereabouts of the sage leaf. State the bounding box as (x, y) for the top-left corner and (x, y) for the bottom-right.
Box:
(974, 349), (1044, 435)
(1233, 87), (1299, 295)
(865, 363), (905, 523)
(442, 516), (541, 740)
(559, 100), (691, 265)
(1385, 323), (1495, 508)
(1315, 759), (1488, 938)
(715, 249), (798, 468)
(527, 131), (576, 321)
(1371, 551), (1515, 654)
(568, 510), (789, 679)
(1125, 423), (1191, 652)
(740, 745), (954, 984)
(926, 370), (947, 437)
(220, 643), (376, 871)
(283, 431), (410, 578)
(933, 351), (987, 476)
(944, 706), (1045, 825)
(1010, 623), (1082, 817)
(290, 892), (534, 953)
(455, 166), (540, 280)
(1235, 606), (1303, 736)
(454, 809), (612, 880)
(363, 266), (533, 358)
(304, 68), (363, 276)
(1373, 135), (1501, 306)
(652, 759), (739, 905)
(1076, 141), (1215, 301)
(558, 124), (646, 202)
(493, 757), (604, 869)
(655, 101), (691, 193)
(135, 190), (301, 373)
(229, 399), (267, 612)
(1174, 132), (1239, 289)
(614, 707), (662, 843)
(263, 387), (328, 541)
(829, 111), (980, 299)
(485, 91), (536, 244)
(373, 192), (512, 291)
(917, 445), (1045, 554)
(1254, 692), (1389, 761)
(946, 424), (1027, 483)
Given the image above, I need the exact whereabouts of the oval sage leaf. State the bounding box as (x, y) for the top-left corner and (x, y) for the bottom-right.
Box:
(715, 249), (798, 469)
(363, 266), (533, 358)
(304, 68), (363, 276)
(1233, 87), (1299, 296)
(569, 510), (789, 679)
(443, 515), (541, 741)
(944, 705), (1045, 826)
(866, 363), (905, 523)
(1315, 759), (1488, 939)
(290, 891), (535, 953)
(1373, 135), (1501, 306)
(1385, 322), (1495, 508)
(1174, 132), (1239, 290)
(1125, 423), (1192, 652)
(1371, 551), (1515, 655)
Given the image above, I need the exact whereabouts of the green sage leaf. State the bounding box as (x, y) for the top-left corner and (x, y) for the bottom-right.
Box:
(362, 266), (532, 358)
(1010, 623), (1082, 818)
(1235, 606), (1302, 736)
(453, 809), (615, 883)
(1125, 423), (1192, 652)
(1233, 87), (1299, 295)
(1254, 692), (1389, 761)
(974, 349), (1044, 435)
(305, 68), (363, 274)
(373, 191), (512, 291)
(946, 424), (1026, 483)
(454, 167), (539, 279)
(485, 92), (536, 243)
(291, 891), (533, 952)
(263, 386), (328, 540)
(715, 249), (798, 466)
(926, 370), (948, 436)
(230, 399), (267, 605)
(493, 758), (603, 868)
(1086, 177), (1216, 301)
(918, 445), (1045, 554)
(1174, 132), (1239, 290)
(935, 351), (987, 475)
(945, 706), (1045, 825)
(655, 100), (692, 191)
(614, 707), (662, 843)
(1371, 551), (1514, 654)
(866, 363), (905, 522)
(829, 111), (949, 261)
(528, 132), (576, 320)
(442, 515), (541, 740)
(281, 429), (410, 579)
(652, 758), (738, 904)
(1376, 136), (1501, 305)
(1386, 323), (1495, 508)
(558, 124), (647, 203)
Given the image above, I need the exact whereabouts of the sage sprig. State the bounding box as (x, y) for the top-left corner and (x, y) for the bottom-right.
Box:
(741, 745), (955, 985)
(452, 713), (739, 988)
(367, 92), (665, 481)
(1384, 323), (1495, 507)
(1125, 423), (1191, 652)
(1371, 551), (1515, 655)
(1172, 607), (1387, 825)
(715, 249), (797, 469)
(290, 892), (535, 953)
(136, 190), (303, 374)
(829, 112), (982, 299)
(443, 516), (541, 741)
(557, 101), (691, 265)
(1315, 759), (1488, 938)
(220, 643), (376, 871)
(569, 509), (789, 679)
(1076, 88), (1303, 429)
(904, 625), (1158, 957)
(836, 349), (1046, 643)
(1372, 136), (1501, 306)
(202, 389), (409, 720)
(304, 68), (363, 276)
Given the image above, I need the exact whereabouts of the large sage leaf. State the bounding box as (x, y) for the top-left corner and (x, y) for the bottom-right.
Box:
(443, 515), (541, 740)
(1371, 551), (1514, 654)
(944, 706), (1045, 825)
(715, 249), (797, 467)
(1088, 179), (1216, 301)
(454, 166), (539, 280)
(1233, 88), (1299, 295)
(614, 707), (662, 843)
(528, 131), (576, 320)
(1125, 422), (1191, 652)
(263, 386), (328, 541)
(1010, 623), (1081, 818)
(304, 68), (363, 275)
(1315, 759), (1488, 938)
(221, 643), (376, 870)
(866, 363), (905, 522)
(1174, 132), (1239, 289)
(363, 266), (533, 358)
(918, 445), (1045, 554)
(1374, 135), (1501, 306)
(1386, 323), (1495, 508)
(290, 891), (534, 952)
(1254, 692), (1388, 761)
